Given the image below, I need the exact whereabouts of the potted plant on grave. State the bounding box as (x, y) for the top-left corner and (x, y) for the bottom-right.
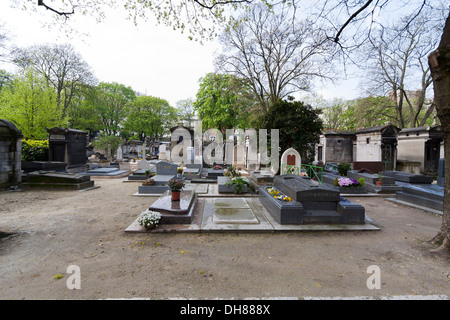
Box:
(337, 163), (351, 176)
(376, 172), (384, 186)
(145, 170), (155, 178)
(226, 176), (249, 194)
(168, 178), (185, 201)
(138, 210), (161, 230)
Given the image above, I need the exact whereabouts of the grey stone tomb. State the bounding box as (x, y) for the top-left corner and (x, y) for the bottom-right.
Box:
(138, 161), (178, 194)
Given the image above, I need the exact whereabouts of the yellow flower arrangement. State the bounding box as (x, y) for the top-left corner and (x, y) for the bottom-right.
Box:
(267, 187), (292, 202)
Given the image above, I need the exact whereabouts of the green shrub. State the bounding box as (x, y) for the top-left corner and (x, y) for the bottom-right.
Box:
(21, 139), (49, 161)
(338, 163), (351, 176)
(358, 178), (365, 187)
(334, 177), (339, 186)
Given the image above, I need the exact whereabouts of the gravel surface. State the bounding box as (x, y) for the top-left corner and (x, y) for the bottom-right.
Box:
(0, 178), (448, 300)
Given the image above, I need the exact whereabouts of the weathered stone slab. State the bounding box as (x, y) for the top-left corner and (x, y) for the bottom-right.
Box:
(212, 198), (258, 224)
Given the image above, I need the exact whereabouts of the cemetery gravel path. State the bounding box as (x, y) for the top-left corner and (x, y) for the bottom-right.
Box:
(0, 178), (448, 300)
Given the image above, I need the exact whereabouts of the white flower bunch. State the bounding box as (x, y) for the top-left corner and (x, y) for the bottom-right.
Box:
(138, 210), (162, 227)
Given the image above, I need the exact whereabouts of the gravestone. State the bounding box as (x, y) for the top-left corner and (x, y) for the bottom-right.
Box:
(116, 147), (123, 161)
(137, 161), (178, 194)
(183, 164), (202, 180)
(233, 145), (245, 170)
(158, 144), (167, 160)
(395, 183), (444, 211)
(280, 148), (301, 174)
(259, 175), (365, 224)
(47, 127), (88, 173)
(248, 170), (275, 193)
(274, 175), (340, 203)
(137, 159), (150, 170)
(156, 161), (178, 175)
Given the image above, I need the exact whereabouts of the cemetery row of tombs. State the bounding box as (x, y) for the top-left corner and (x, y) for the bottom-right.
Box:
(0, 121), (445, 232)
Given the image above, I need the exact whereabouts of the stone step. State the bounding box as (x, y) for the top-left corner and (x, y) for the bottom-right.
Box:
(303, 210), (341, 224)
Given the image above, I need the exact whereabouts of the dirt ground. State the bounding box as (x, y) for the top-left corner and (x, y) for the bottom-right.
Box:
(0, 178), (448, 300)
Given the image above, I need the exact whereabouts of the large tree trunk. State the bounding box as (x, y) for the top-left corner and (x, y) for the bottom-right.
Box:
(428, 12), (450, 253)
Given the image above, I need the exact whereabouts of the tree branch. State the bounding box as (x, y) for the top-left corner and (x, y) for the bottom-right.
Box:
(334, 0), (374, 43)
(37, 0), (75, 16)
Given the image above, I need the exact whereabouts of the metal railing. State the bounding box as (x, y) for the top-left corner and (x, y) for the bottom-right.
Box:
(280, 163), (323, 183)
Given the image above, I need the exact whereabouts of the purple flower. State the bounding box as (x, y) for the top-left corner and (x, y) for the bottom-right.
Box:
(338, 177), (360, 188)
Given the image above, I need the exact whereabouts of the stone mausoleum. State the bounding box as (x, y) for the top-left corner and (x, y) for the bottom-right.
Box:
(0, 119), (22, 189)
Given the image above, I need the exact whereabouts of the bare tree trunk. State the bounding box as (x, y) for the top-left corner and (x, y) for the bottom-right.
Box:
(428, 12), (450, 253)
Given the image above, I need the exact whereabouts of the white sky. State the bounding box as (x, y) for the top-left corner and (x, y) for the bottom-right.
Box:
(0, 2), (361, 107)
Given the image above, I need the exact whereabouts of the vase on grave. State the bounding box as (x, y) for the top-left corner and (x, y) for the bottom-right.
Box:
(145, 223), (156, 230)
(171, 190), (181, 201)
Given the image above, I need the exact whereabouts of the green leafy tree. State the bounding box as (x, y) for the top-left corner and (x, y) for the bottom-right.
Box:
(12, 43), (97, 118)
(86, 82), (136, 136)
(66, 84), (103, 134)
(263, 98), (323, 163)
(0, 69), (66, 139)
(176, 98), (196, 128)
(0, 69), (13, 92)
(123, 95), (178, 141)
(194, 72), (254, 131)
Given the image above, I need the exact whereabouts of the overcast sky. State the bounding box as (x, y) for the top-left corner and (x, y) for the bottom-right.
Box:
(0, 2), (361, 107)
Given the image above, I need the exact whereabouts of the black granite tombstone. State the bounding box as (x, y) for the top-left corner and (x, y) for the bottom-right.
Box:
(260, 175), (365, 224)
(47, 127), (88, 173)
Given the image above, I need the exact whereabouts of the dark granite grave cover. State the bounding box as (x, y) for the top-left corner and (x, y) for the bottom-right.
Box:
(274, 175), (340, 202)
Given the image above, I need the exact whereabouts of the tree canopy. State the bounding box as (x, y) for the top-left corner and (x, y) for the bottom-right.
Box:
(194, 72), (255, 131)
(263, 98), (323, 163)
